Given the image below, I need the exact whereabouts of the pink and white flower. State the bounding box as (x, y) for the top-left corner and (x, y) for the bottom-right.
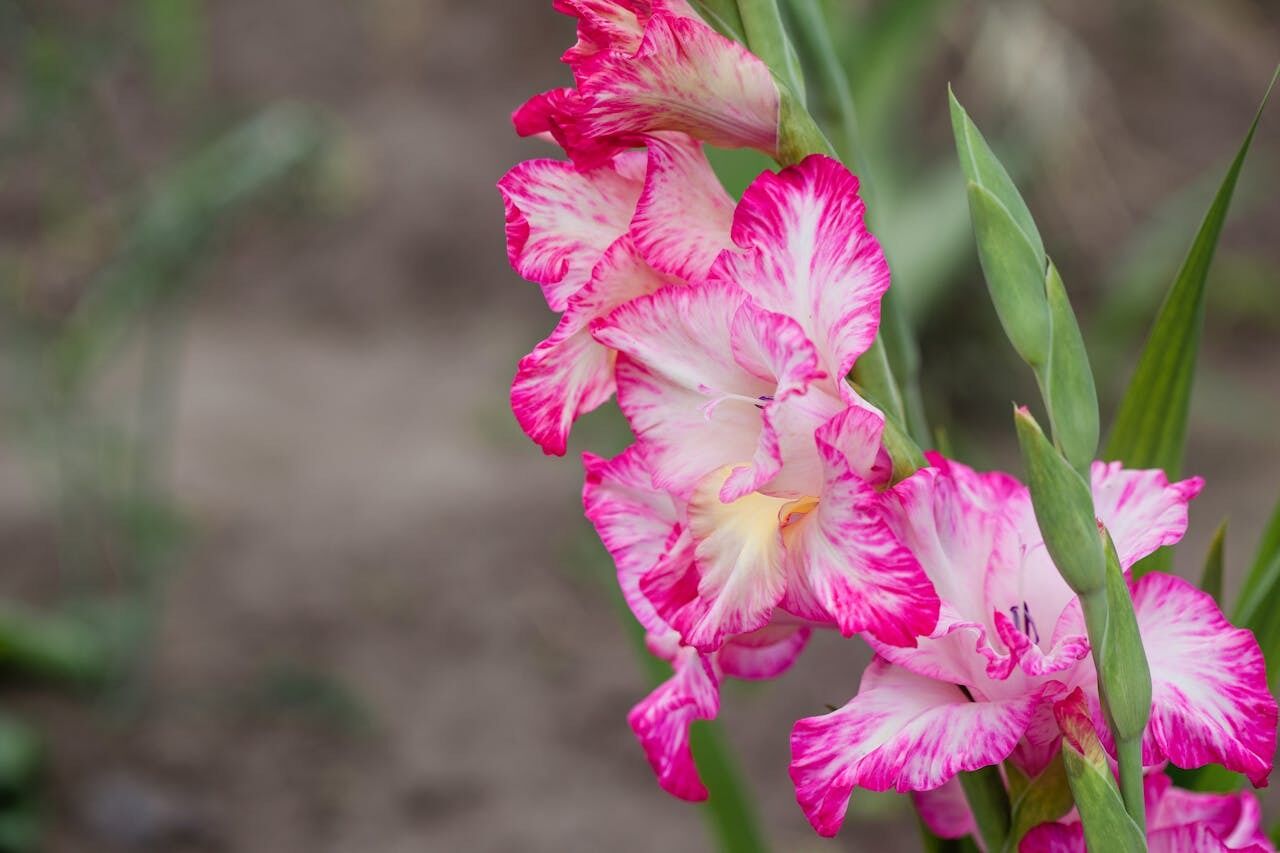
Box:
(583, 446), (809, 800)
(789, 457), (1277, 837)
(918, 690), (1275, 851)
(593, 155), (937, 653)
(501, 133), (733, 455)
(517, 2), (782, 163)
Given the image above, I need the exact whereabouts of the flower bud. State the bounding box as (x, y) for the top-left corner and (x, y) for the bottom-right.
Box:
(1014, 407), (1105, 595)
(1055, 688), (1147, 853)
(1097, 530), (1153, 744)
(1042, 260), (1099, 475)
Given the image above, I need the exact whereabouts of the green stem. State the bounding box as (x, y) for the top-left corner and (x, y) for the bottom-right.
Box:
(958, 765), (1011, 852)
(1115, 737), (1146, 834)
(781, 0), (931, 447)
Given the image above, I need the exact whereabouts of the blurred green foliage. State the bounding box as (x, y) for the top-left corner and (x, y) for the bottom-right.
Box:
(0, 2), (332, 848)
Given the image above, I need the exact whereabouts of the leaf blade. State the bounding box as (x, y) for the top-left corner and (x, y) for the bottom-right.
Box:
(1105, 69), (1277, 483)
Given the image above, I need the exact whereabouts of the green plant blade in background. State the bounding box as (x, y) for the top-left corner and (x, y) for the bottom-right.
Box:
(1200, 521), (1228, 606)
(1105, 70), (1276, 575)
(1235, 495), (1280, 624)
(612, 588), (770, 853)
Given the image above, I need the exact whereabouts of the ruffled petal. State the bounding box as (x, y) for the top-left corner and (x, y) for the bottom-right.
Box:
(712, 155), (890, 378)
(513, 239), (670, 454)
(498, 153), (646, 310)
(582, 445), (685, 635)
(578, 13), (781, 154)
(716, 623), (811, 680)
(628, 645), (720, 801)
(782, 405), (939, 645)
(790, 658), (1048, 837)
(554, 0), (697, 79)
(643, 466), (788, 651)
(629, 132), (735, 284)
(596, 282), (830, 500)
(1090, 462), (1205, 569)
(872, 460), (1027, 683)
(1131, 573), (1276, 787)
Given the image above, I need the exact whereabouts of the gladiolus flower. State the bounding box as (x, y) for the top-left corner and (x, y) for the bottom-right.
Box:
(583, 446), (809, 800)
(594, 155), (937, 653)
(517, 2), (782, 163)
(789, 456), (1277, 837)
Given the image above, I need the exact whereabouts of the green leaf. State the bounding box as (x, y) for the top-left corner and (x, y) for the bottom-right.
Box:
(1234, 494), (1280, 620)
(949, 88), (1045, 268)
(1042, 260), (1100, 474)
(1200, 520), (1228, 606)
(1007, 753), (1074, 848)
(0, 604), (112, 684)
(737, 0), (806, 103)
(965, 183), (1051, 368)
(688, 0), (747, 40)
(1105, 70), (1277, 485)
(135, 0), (205, 97)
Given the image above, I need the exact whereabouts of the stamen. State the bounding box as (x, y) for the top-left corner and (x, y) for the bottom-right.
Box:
(1022, 601), (1040, 645)
(754, 394), (775, 410)
(1009, 602), (1040, 644)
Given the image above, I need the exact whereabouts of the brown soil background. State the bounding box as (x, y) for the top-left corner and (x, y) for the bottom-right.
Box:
(1, 1), (1279, 851)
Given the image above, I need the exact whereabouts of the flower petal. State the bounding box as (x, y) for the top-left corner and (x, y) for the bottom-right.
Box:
(578, 13), (780, 154)
(497, 152), (646, 310)
(596, 282), (828, 499)
(871, 459), (1028, 683)
(1132, 573), (1277, 786)
(716, 623), (811, 680)
(513, 239), (670, 454)
(1147, 772), (1272, 850)
(790, 658), (1047, 837)
(912, 778), (976, 840)
(630, 132), (735, 284)
(513, 87), (641, 168)
(712, 155), (890, 378)
(582, 444), (685, 635)
(628, 645), (720, 801)
(643, 465), (788, 651)
(720, 303), (831, 501)
(782, 405), (939, 645)
(1090, 462), (1205, 570)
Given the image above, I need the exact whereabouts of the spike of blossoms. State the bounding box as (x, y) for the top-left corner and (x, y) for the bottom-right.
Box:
(516, 1), (782, 165)
(789, 456), (1277, 837)
(593, 155), (938, 653)
(583, 446), (809, 799)
(499, 133), (734, 455)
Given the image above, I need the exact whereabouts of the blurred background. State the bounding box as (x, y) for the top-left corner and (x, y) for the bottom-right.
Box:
(0, 1), (1276, 851)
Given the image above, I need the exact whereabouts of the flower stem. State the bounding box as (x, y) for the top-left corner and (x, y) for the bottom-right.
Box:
(958, 764), (1011, 852)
